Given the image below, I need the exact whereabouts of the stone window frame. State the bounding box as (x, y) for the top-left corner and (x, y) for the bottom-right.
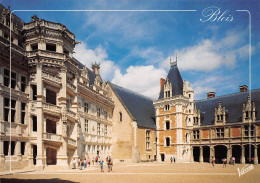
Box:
(165, 136), (171, 147)
(84, 119), (89, 133)
(164, 104), (170, 111)
(104, 125), (107, 136)
(193, 130), (199, 140)
(4, 68), (17, 89)
(244, 125), (254, 137)
(216, 128), (224, 138)
(84, 102), (89, 113)
(97, 123), (101, 135)
(165, 121), (170, 130)
(97, 107), (101, 118)
(20, 75), (26, 92)
(4, 98), (16, 123)
(119, 112), (122, 122)
(145, 130), (151, 151)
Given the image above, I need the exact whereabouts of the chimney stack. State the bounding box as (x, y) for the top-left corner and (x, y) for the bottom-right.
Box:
(207, 92), (216, 99)
(239, 85), (248, 92)
(160, 78), (165, 94)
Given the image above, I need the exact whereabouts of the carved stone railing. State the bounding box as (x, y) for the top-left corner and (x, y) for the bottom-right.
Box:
(27, 50), (66, 60)
(67, 109), (76, 119)
(67, 82), (76, 91)
(67, 137), (76, 146)
(43, 133), (62, 141)
(43, 102), (61, 114)
(42, 72), (61, 83)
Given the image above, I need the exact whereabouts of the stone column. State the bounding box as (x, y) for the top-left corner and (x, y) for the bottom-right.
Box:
(16, 141), (22, 161)
(199, 146), (203, 163)
(241, 145), (245, 164)
(0, 93), (3, 121)
(0, 140), (5, 162)
(28, 143), (34, 167)
(57, 67), (68, 167)
(254, 145), (258, 165)
(210, 146), (214, 158)
(35, 63), (44, 169)
(227, 146), (232, 162)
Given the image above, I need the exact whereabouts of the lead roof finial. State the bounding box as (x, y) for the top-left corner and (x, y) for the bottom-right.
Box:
(170, 52), (177, 67)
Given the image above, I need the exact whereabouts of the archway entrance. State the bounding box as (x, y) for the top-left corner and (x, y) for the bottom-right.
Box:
(193, 147), (200, 162)
(203, 146), (210, 163)
(46, 148), (57, 165)
(214, 145), (227, 164)
(245, 145), (254, 164)
(232, 145), (241, 164)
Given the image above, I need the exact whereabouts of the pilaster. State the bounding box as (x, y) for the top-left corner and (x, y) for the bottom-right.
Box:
(199, 146), (203, 163)
(254, 145), (258, 165)
(241, 145), (245, 164)
(0, 140), (5, 162)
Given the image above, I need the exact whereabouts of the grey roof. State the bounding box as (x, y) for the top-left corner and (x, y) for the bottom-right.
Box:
(109, 82), (156, 129)
(73, 57), (100, 87)
(195, 89), (260, 126)
(159, 65), (183, 99)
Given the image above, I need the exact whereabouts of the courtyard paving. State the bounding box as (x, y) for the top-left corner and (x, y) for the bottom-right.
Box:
(0, 162), (259, 183)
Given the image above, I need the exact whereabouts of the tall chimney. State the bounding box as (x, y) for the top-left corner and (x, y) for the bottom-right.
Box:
(160, 78), (165, 94)
(207, 92), (215, 99)
(239, 85), (248, 92)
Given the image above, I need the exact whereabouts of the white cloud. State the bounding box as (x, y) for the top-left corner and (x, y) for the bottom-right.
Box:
(73, 42), (118, 80)
(112, 65), (167, 99)
(160, 31), (249, 71)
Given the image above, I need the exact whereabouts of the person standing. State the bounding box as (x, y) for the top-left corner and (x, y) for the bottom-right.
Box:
(84, 159), (86, 168)
(170, 157), (173, 164)
(212, 157), (215, 167)
(72, 158), (76, 169)
(232, 157), (235, 165)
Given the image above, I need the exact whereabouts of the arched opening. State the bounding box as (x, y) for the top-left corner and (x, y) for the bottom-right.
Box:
(193, 147), (200, 162)
(232, 145), (241, 164)
(214, 145), (227, 164)
(203, 146), (210, 163)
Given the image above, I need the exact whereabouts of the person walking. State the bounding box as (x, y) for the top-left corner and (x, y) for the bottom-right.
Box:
(170, 157), (173, 164)
(107, 158), (111, 172)
(232, 157), (235, 165)
(100, 160), (104, 172)
(84, 159), (87, 168)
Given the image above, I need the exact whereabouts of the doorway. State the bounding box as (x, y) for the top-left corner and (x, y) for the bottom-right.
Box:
(161, 154), (165, 162)
(46, 148), (57, 165)
(33, 145), (37, 165)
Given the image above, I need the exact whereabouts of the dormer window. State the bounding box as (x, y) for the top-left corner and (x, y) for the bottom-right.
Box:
(193, 104), (200, 126)
(243, 96), (256, 122)
(164, 79), (172, 98)
(215, 101), (226, 124)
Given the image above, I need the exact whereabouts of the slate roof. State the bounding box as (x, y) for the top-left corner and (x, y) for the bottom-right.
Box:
(73, 57), (100, 87)
(158, 64), (183, 99)
(195, 89), (260, 126)
(109, 82), (156, 129)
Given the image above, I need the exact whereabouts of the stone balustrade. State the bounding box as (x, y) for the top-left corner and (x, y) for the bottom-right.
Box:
(67, 109), (76, 118)
(67, 138), (76, 146)
(66, 82), (76, 91)
(42, 72), (61, 83)
(43, 133), (62, 141)
(43, 102), (61, 113)
(27, 50), (66, 60)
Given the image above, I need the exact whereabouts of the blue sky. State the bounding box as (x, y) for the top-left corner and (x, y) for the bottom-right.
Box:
(2, 0), (260, 99)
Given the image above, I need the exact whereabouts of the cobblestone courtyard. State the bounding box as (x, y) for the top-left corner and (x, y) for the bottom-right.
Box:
(0, 162), (259, 183)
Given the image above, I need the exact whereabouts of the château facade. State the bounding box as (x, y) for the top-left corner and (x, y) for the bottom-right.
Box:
(154, 57), (260, 164)
(0, 5), (114, 171)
